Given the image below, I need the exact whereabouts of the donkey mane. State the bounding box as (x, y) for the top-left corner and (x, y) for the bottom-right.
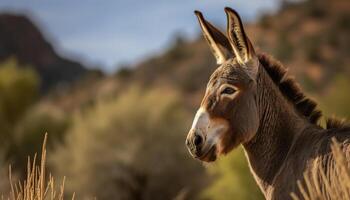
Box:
(257, 52), (349, 129)
(326, 117), (350, 129)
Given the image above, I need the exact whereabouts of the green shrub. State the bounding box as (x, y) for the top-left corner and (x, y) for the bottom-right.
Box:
(0, 58), (40, 152)
(51, 86), (206, 200)
(9, 105), (70, 172)
(0, 58), (39, 124)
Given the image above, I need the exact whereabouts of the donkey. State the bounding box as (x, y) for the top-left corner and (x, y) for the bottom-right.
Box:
(185, 7), (350, 200)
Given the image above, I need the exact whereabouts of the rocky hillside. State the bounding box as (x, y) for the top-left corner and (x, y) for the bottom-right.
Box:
(0, 14), (90, 92)
(129, 0), (350, 93)
(41, 0), (349, 113)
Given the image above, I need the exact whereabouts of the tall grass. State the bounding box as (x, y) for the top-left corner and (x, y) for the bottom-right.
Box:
(291, 138), (350, 200)
(2, 132), (349, 200)
(4, 133), (72, 200)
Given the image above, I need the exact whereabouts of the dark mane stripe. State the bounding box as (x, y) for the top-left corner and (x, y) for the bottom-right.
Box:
(326, 117), (350, 129)
(257, 53), (323, 125)
(258, 53), (350, 129)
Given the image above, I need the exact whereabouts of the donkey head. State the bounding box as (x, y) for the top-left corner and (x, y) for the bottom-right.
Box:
(186, 8), (260, 162)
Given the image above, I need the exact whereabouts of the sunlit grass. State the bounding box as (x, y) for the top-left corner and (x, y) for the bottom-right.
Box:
(291, 138), (350, 200)
(4, 133), (73, 200)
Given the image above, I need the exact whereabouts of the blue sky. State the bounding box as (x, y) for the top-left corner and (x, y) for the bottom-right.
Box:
(0, 0), (280, 73)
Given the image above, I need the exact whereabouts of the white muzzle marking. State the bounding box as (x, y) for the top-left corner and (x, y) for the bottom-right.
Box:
(189, 107), (227, 147)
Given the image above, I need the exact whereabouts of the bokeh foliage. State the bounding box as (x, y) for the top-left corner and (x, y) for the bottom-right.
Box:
(0, 58), (68, 174)
(0, 58), (39, 128)
(317, 75), (350, 120)
(51, 86), (206, 200)
(202, 147), (264, 200)
(0, 58), (39, 153)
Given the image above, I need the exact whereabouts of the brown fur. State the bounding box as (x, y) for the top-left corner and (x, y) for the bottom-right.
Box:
(326, 117), (349, 129)
(258, 53), (323, 124)
(258, 52), (349, 129)
(243, 55), (350, 199)
(187, 8), (350, 200)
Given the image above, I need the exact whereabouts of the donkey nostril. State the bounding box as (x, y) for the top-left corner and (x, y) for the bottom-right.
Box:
(194, 134), (203, 146)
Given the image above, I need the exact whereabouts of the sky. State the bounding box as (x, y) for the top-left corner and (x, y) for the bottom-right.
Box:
(0, 0), (281, 73)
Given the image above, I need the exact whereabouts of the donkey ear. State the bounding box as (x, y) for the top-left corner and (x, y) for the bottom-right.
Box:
(195, 10), (233, 65)
(225, 7), (256, 65)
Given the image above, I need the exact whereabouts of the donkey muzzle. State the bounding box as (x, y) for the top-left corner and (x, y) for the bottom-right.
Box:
(186, 129), (204, 158)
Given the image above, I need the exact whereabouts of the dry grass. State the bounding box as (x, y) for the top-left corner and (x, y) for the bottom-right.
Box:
(3, 133), (349, 200)
(3, 133), (73, 200)
(291, 138), (350, 200)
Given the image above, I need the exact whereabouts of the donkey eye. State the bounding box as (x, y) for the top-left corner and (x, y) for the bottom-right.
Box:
(221, 87), (236, 95)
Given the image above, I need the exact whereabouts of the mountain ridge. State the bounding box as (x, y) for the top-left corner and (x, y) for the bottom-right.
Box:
(0, 13), (91, 92)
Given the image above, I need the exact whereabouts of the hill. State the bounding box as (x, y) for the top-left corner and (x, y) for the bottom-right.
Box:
(42, 0), (350, 113)
(130, 0), (350, 93)
(0, 14), (91, 92)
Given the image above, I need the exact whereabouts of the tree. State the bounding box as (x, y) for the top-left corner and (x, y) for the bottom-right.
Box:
(0, 58), (40, 149)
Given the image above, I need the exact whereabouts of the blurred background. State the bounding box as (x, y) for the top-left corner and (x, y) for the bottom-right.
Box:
(0, 0), (349, 199)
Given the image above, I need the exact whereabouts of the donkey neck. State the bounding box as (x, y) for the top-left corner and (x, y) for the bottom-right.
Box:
(243, 65), (309, 194)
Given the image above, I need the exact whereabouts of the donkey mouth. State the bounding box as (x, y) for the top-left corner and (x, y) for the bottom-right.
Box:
(198, 146), (217, 162)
